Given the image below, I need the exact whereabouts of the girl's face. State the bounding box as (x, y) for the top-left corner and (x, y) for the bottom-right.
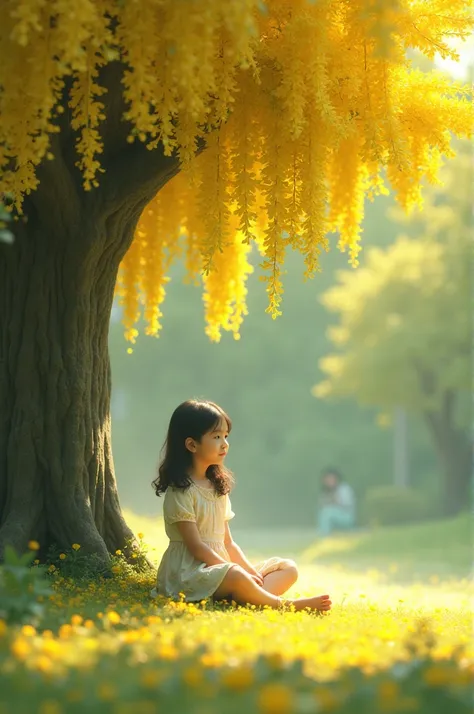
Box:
(323, 473), (338, 490)
(187, 417), (229, 467)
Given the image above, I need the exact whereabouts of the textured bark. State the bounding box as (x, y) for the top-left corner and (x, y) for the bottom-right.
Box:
(0, 91), (180, 565)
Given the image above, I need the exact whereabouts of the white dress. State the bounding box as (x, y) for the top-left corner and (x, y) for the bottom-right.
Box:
(151, 481), (288, 602)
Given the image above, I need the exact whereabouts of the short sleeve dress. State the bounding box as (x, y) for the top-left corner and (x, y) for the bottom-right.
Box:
(151, 481), (288, 602)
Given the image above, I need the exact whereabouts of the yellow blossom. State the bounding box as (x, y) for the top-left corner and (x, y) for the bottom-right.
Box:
(115, 550), (122, 556)
(258, 683), (294, 714)
(221, 664), (254, 691)
(11, 638), (32, 660)
(41, 640), (61, 657)
(34, 655), (54, 674)
(83, 638), (99, 652)
(59, 553), (67, 560)
(72, 544), (81, 551)
(59, 624), (72, 639)
(157, 643), (179, 661)
(106, 611), (121, 625)
(21, 625), (36, 637)
(2, 1), (468, 336)
(28, 540), (40, 550)
(0, 620), (6, 637)
(146, 616), (162, 625)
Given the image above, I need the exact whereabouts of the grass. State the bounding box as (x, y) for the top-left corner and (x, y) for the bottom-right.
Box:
(225, 512), (473, 581)
(0, 512), (472, 714)
(298, 513), (473, 580)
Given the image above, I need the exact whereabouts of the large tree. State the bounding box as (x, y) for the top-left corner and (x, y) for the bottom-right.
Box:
(0, 1), (472, 564)
(314, 143), (472, 516)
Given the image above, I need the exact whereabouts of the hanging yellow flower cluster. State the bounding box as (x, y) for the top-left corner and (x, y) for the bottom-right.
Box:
(0, 0), (472, 341)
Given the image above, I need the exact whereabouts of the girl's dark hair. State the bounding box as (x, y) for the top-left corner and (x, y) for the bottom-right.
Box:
(321, 467), (342, 490)
(152, 399), (234, 497)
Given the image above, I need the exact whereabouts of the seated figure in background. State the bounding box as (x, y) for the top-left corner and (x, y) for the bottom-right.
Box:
(317, 467), (356, 537)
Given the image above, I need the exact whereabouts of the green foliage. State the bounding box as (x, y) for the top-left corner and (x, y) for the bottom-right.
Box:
(46, 543), (112, 581)
(0, 546), (52, 625)
(363, 485), (431, 527)
(316, 235), (470, 412)
(316, 144), (472, 419)
(46, 537), (151, 581)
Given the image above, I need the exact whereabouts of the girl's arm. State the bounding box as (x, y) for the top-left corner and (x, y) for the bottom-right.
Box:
(224, 523), (263, 583)
(335, 483), (355, 510)
(225, 540), (255, 572)
(176, 521), (229, 566)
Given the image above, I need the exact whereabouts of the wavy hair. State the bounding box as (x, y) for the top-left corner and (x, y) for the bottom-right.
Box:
(152, 399), (234, 497)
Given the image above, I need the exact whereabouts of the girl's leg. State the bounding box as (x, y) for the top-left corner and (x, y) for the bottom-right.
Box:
(262, 559), (298, 596)
(332, 509), (355, 532)
(214, 565), (283, 607)
(318, 506), (355, 537)
(213, 565), (331, 612)
(317, 505), (338, 537)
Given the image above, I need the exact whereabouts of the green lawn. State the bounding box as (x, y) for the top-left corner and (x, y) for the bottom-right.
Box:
(299, 513), (473, 579)
(216, 511), (472, 581)
(0, 513), (472, 714)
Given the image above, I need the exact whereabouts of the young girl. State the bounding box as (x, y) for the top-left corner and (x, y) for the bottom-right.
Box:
(151, 399), (331, 612)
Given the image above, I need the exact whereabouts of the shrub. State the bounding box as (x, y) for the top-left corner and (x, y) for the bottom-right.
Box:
(46, 536), (152, 581)
(0, 546), (52, 625)
(363, 485), (429, 527)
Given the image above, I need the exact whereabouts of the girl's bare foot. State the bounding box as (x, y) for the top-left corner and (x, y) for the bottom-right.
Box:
(285, 594), (332, 612)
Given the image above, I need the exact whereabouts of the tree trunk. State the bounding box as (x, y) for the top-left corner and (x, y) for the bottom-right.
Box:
(0, 145), (179, 567)
(424, 402), (472, 517)
(0, 60), (183, 567)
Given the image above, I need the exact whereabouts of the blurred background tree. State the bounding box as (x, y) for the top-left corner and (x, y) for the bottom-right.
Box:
(314, 141), (472, 519)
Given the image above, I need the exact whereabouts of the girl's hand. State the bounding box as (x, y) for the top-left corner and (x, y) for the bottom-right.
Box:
(248, 570), (264, 587)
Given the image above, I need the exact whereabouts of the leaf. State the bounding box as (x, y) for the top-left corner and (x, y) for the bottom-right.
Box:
(4, 545), (20, 564)
(19, 551), (35, 567)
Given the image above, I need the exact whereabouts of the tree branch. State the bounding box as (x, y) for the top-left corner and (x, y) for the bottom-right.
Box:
(92, 141), (182, 220)
(97, 61), (134, 163)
